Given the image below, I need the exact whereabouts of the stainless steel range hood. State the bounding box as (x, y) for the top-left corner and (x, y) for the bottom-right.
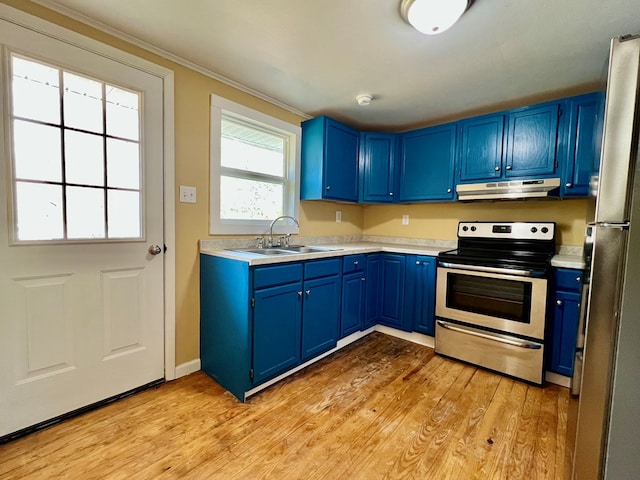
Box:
(456, 178), (561, 201)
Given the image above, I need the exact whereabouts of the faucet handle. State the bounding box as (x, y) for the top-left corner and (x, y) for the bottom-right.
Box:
(255, 237), (264, 248)
(283, 233), (292, 247)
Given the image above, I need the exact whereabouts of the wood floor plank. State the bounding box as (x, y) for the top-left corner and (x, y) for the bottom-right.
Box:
(0, 333), (572, 480)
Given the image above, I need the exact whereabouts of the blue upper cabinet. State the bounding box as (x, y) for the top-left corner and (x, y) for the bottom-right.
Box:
(457, 114), (505, 182)
(505, 103), (560, 178)
(361, 132), (398, 203)
(398, 123), (457, 202)
(561, 93), (601, 197)
(301, 116), (360, 202)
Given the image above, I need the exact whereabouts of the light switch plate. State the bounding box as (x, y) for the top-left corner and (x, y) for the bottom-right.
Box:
(180, 185), (197, 203)
(402, 214), (409, 225)
(336, 210), (342, 223)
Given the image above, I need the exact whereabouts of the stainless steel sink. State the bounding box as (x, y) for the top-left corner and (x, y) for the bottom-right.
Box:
(279, 245), (342, 253)
(231, 248), (295, 255)
(229, 245), (342, 256)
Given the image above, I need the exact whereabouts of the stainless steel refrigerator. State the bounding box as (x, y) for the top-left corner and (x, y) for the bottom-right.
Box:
(572, 35), (640, 480)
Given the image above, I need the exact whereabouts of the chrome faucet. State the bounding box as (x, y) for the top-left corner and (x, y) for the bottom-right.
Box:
(268, 215), (300, 247)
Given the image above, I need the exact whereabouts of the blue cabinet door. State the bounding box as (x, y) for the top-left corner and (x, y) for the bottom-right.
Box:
(301, 275), (341, 361)
(505, 104), (559, 178)
(362, 133), (397, 203)
(365, 254), (382, 328)
(341, 272), (366, 338)
(253, 281), (302, 383)
(405, 256), (437, 336)
(380, 254), (406, 330)
(549, 290), (581, 377)
(458, 114), (505, 182)
(562, 93), (601, 197)
(301, 116), (359, 202)
(399, 124), (456, 202)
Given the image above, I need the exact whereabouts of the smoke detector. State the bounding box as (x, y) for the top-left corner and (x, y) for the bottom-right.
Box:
(356, 94), (373, 106)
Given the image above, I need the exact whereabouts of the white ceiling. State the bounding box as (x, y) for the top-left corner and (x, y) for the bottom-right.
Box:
(35, 0), (640, 131)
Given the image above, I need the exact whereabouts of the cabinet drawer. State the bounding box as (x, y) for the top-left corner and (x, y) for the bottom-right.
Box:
(304, 258), (341, 279)
(343, 255), (366, 274)
(554, 268), (583, 292)
(254, 263), (302, 289)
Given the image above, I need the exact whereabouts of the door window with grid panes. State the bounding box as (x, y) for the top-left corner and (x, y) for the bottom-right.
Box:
(9, 53), (143, 242)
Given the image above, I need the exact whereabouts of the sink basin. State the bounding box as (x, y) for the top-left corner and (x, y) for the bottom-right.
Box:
(279, 245), (342, 253)
(229, 245), (342, 256)
(231, 248), (295, 255)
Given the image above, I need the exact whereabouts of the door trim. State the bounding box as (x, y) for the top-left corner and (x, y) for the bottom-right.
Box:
(0, 3), (176, 380)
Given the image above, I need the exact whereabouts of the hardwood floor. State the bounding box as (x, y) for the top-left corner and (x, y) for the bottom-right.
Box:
(0, 333), (573, 479)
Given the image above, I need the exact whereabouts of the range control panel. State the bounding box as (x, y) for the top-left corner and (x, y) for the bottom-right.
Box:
(457, 222), (555, 241)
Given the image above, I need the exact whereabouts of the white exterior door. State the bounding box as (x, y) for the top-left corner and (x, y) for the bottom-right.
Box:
(0, 18), (165, 437)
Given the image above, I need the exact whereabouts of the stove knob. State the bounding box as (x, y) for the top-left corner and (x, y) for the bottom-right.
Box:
(462, 226), (469, 232)
(531, 227), (538, 233)
(470, 226), (477, 232)
(541, 227), (549, 234)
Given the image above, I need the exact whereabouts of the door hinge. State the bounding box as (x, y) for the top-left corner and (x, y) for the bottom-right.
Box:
(251, 298), (255, 308)
(558, 107), (563, 117)
(163, 244), (167, 253)
(249, 369), (254, 380)
(555, 160), (559, 168)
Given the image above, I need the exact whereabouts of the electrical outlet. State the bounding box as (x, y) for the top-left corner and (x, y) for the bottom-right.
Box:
(179, 185), (197, 203)
(336, 210), (342, 223)
(402, 214), (409, 225)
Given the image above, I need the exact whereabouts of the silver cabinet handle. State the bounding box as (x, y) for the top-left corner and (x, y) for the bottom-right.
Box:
(148, 245), (162, 255)
(389, 192), (393, 196)
(297, 291), (303, 297)
(416, 261), (421, 265)
(494, 166), (500, 171)
(354, 261), (359, 265)
(506, 165), (512, 170)
(576, 277), (581, 282)
(361, 277), (366, 282)
(305, 289), (311, 296)
(437, 320), (542, 350)
(447, 188), (452, 193)
(557, 299), (563, 306)
(566, 182), (573, 188)
(325, 185), (331, 190)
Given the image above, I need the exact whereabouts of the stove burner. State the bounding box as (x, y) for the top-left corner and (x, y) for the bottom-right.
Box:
(438, 221), (556, 276)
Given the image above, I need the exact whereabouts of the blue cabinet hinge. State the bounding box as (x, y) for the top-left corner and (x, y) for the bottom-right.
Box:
(251, 298), (255, 307)
(249, 369), (254, 380)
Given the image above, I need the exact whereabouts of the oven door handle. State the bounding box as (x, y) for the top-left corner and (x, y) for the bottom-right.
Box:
(437, 262), (534, 277)
(436, 320), (542, 350)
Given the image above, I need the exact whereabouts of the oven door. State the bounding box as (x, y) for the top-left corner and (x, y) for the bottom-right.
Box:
(436, 263), (548, 340)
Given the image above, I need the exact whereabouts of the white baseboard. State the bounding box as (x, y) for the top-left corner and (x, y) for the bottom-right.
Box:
(545, 371), (572, 388)
(174, 359), (201, 379)
(374, 325), (435, 348)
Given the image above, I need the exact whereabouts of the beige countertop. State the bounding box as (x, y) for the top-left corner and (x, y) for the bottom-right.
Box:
(201, 240), (585, 269)
(200, 241), (453, 266)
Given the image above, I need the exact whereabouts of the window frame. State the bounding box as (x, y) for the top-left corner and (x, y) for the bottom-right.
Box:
(5, 50), (145, 245)
(209, 94), (301, 235)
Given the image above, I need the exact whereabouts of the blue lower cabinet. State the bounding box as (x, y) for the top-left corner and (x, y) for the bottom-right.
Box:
(405, 255), (437, 336)
(379, 254), (407, 330)
(547, 268), (583, 377)
(301, 274), (341, 361)
(341, 272), (366, 338)
(365, 254), (382, 328)
(253, 281), (303, 383)
(201, 255), (343, 401)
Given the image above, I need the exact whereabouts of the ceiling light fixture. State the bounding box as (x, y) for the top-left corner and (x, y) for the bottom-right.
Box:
(400, 0), (470, 35)
(356, 94), (373, 106)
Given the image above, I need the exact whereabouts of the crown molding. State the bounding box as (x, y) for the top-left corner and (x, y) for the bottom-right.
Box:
(30, 0), (311, 120)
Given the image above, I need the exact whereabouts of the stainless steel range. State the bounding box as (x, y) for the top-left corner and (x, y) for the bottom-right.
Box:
(435, 221), (556, 384)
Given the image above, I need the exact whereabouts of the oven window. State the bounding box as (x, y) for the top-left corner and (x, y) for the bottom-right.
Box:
(446, 273), (532, 323)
